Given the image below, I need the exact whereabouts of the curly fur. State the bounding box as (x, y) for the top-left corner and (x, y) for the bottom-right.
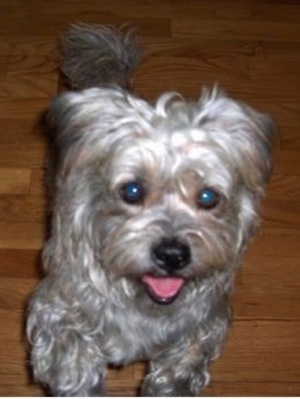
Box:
(27, 24), (276, 396)
(61, 23), (141, 89)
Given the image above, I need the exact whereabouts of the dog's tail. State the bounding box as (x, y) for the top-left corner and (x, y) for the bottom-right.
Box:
(60, 23), (141, 90)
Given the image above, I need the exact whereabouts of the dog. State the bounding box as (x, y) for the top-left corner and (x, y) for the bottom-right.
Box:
(27, 24), (276, 396)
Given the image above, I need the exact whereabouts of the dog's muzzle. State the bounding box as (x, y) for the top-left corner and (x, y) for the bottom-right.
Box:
(141, 238), (190, 305)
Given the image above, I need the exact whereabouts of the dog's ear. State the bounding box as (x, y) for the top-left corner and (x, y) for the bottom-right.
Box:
(46, 89), (112, 180)
(46, 87), (153, 180)
(47, 87), (123, 151)
(199, 89), (277, 196)
(233, 102), (277, 196)
(240, 102), (276, 158)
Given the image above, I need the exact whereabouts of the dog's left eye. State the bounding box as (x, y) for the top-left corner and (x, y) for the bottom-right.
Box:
(120, 181), (145, 205)
(197, 188), (220, 209)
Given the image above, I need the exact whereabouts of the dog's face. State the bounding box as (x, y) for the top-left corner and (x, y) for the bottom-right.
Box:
(49, 87), (275, 306)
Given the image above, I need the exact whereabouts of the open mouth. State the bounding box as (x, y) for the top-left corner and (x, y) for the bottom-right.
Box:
(141, 275), (185, 305)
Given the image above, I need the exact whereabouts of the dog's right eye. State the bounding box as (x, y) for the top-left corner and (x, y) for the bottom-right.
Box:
(119, 181), (145, 205)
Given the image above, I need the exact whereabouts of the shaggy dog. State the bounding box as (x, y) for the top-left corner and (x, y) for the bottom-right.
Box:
(27, 24), (276, 396)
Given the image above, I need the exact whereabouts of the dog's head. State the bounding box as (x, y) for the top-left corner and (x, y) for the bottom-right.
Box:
(48, 87), (275, 306)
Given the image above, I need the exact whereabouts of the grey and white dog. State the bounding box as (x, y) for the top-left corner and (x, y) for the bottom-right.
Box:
(27, 24), (276, 396)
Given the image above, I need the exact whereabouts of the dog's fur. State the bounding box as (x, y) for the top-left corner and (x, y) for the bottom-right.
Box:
(27, 24), (276, 396)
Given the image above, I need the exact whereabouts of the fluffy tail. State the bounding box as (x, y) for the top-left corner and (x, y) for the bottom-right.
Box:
(60, 23), (141, 90)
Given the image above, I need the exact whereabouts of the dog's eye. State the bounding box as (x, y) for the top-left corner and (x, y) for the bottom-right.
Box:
(120, 181), (145, 205)
(197, 188), (220, 209)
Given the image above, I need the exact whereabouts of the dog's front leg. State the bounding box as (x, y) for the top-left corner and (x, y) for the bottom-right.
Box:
(28, 303), (107, 397)
(141, 341), (211, 397)
(141, 358), (210, 397)
(141, 312), (230, 398)
(30, 328), (107, 396)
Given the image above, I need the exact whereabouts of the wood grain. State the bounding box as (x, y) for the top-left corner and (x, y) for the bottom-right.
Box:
(0, 0), (299, 396)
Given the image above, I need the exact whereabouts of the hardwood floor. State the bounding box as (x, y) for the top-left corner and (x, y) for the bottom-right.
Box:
(0, 0), (299, 396)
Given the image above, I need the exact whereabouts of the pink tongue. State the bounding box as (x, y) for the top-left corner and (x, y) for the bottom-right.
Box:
(142, 275), (184, 300)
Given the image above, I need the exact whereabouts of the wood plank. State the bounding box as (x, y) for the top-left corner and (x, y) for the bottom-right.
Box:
(0, 53), (59, 98)
(0, 372), (36, 386)
(234, 256), (300, 320)
(0, 385), (43, 397)
(0, 13), (171, 39)
(0, 55), (7, 75)
(0, 222), (45, 250)
(0, 310), (25, 340)
(142, 37), (260, 59)
(135, 56), (300, 100)
(212, 321), (300, 382)
(0, 75), (58, 98)
(0, 280), (37, 310)
(0, 42), (9, 56)
(248, 227), (300, 257)
(210, 381), (300, 396)
(7, 54), (57, 76)
(15, 0), (173, 19)
(0, 145), (46, 168)
(262, 200), (300, 231)
(9, 38), (56, 56)
(0, 119), (45, 145)
(0, 249), (41, 278)
(0, 341), (28, 375)
(273, 150), (300, 176)
(268, 174), (300, 201)
(0, 195), (46, 223)
(0, 168), (31, 194)
(0, 98), (50, 119)
(172, 17), (300, 42)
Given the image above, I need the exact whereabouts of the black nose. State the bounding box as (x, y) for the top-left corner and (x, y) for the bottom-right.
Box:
(151, 238), (191, 272)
